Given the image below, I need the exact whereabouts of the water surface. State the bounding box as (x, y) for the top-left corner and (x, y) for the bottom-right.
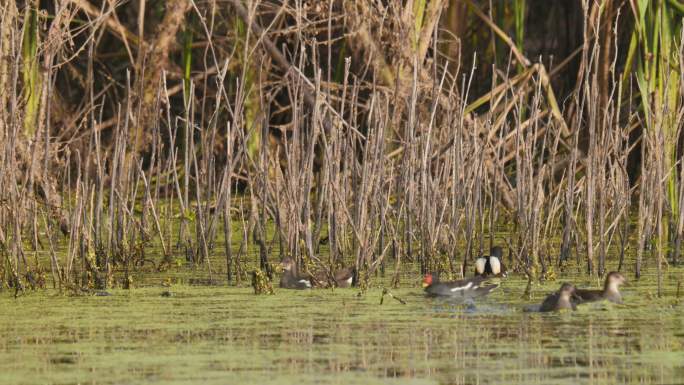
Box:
(1, 269), (683, 385)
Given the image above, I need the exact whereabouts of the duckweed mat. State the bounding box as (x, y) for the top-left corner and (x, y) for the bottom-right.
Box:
(2, 268), (684, 385)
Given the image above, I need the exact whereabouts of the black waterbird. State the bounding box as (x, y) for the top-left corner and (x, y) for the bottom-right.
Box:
(422, 272), (498, 298)
(474, 246), (507, 277)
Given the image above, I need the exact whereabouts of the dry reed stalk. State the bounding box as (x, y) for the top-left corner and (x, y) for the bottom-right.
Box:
(3, 0), (684, 294)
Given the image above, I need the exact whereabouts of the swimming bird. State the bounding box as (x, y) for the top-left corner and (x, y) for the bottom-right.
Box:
(538, 283), (577, 312)
(333, 267), (355, 287)
(277, 256), (312, 289)
(312, 266), (355, 288)
(574, 271), (626, 304)
(422, 272), (498, 298)
(475, 246), (507, 277)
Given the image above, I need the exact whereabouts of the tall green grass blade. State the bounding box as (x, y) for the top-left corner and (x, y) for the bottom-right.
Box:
(513, 0), (525, 57)
(631, 0), (683, 242)
(22, 5), (40, 137)
(182, 24), (193, 106)
(413, 0), (426, 45)
(667, 0), (684, 14)
(233, 17), (259, 161)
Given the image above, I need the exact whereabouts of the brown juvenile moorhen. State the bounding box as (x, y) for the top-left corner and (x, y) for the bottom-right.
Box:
(310, 265), (355, 288)
(278, 256), (312, 289)
(538, 283), (577, 312)
(574, 271), (626, 304)
(333, 267), (354, 287)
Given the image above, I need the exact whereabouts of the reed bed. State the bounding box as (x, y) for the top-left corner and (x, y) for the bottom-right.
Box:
(0, 0), (683, 295)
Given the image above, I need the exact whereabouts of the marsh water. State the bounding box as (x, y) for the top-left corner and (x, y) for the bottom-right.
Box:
(2, 260), (684, 385)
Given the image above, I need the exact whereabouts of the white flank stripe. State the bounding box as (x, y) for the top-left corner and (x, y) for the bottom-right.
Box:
(300, 279), (311, 288)
(450, 282), (472, 292)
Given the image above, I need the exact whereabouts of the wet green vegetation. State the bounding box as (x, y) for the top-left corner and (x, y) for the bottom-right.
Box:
(2, 254), (683, 385)
(4, 1), (684, 384)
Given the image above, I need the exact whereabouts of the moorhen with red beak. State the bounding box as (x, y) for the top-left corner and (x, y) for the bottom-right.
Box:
(422, 272), (498, 298)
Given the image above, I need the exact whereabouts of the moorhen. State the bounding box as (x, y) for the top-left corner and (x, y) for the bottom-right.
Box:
(475, 246), (507, 277)
(278, 256), (312, 289)
(538, 283), (577, 312)
(333, 267), (354, 287)
(313, 266), (355, 288)
(574, 271), (626, 304)
(422, 272), (498, 298)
